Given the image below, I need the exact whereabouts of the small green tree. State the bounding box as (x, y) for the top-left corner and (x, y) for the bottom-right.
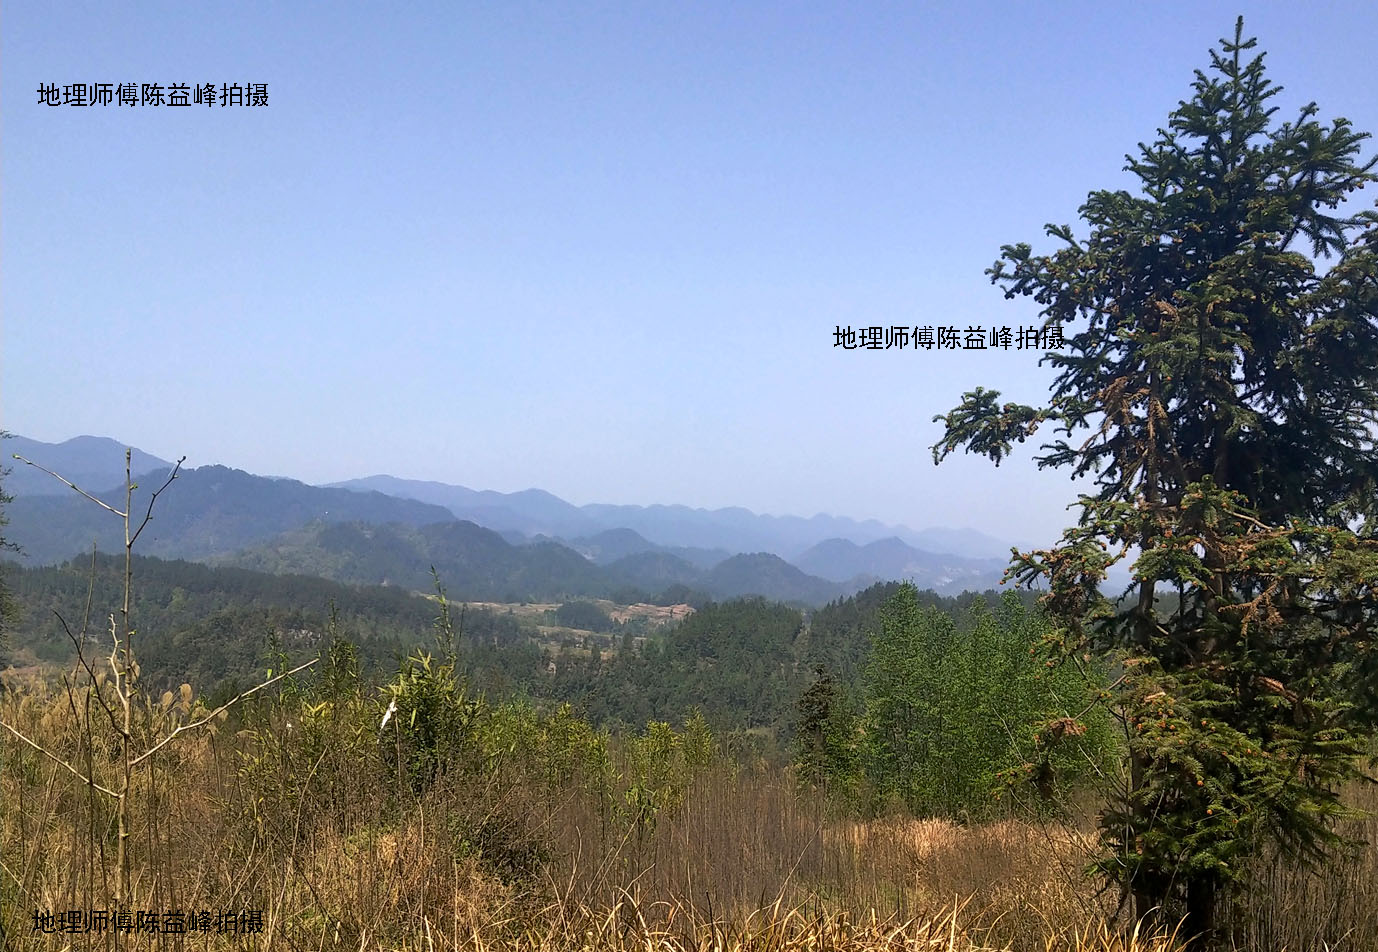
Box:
(932, 19), (1378, 941)
(380, 571), (480, 792)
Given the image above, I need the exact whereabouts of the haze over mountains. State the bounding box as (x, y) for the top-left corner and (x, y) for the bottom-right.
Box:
(327, 474), (1012, 560)
(5, 435), (1015, 604)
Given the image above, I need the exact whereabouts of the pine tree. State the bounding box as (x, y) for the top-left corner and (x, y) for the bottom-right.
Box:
(794, 665), (843, 786)
(932, 19), (1378, 942)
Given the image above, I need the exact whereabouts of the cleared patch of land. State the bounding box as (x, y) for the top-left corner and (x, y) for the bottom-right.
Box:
(459, 599), (694, 628)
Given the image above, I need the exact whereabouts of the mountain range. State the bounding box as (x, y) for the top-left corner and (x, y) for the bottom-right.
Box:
(327, 474), (1014, 560)
(6, 462), (454, 564)
(5, 435), (1015, 604)
(6, 434), (174, 499)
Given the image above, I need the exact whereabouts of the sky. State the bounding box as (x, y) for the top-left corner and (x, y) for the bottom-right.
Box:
(4, 1), (1377, 544)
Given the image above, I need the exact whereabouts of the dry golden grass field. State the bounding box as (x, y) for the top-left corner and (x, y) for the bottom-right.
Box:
(3, 658), (1376, 952)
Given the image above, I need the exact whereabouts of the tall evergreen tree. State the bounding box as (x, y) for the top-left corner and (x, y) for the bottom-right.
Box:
(793, 664), (857, 793)
(932, 19), (1378, 942)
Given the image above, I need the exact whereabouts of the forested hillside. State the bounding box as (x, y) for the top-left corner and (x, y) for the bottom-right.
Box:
(3, 551), (1028, 749)
(3, 554), (517, 691)
(223, 520), (617, 602)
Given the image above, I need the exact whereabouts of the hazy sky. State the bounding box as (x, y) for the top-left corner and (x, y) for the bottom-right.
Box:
(5, 1), (1376, 543)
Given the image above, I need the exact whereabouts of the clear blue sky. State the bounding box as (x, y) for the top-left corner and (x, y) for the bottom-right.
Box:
(5, 1), (1376, 543)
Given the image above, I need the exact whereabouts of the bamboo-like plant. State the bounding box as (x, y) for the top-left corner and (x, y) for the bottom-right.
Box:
(0, 448), (316, 911)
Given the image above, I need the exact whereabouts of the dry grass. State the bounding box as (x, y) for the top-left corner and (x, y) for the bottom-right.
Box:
(1, 677), (1374, 952)
(1229, 780), (1378, 951)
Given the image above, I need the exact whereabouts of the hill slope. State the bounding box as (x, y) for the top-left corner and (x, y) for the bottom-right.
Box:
(222, 520), (616, 601)
(698, 553), (848, 605)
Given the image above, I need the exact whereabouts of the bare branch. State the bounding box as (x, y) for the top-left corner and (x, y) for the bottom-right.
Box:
(0, 720), (119, 798)
(54, 609), (122, 734)
(130, 658), (318, 769)
(128, 457), (186, 548)
(12, 454), (126, 518)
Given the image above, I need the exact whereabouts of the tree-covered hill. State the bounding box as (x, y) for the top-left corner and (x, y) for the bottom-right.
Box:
(2, 553), (444, 689)
(6, 444), (1018, 609)
(222, 519), (624, 602)
(4, 543), (1045, 750)
(698, 553), (849, 606)
(539, 583), (1041, 741)
(225, 522), (865, 607)
(799, 582), (1041, 687)
(564, 528), (731, 569)
(603, 550), (703, 591)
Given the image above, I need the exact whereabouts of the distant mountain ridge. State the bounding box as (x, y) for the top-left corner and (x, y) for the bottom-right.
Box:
(562, 528), (731, 570)
(324, 474), (595, 539)
(6, 435), (174, 498)
(793, 537), (1008, 592)
(224, 522), (854, 606)
(6, 435), (1013, 603)
(6, 462), (455, 564)
(328, 475), (1013, 561)
(221, 520), (615, 601)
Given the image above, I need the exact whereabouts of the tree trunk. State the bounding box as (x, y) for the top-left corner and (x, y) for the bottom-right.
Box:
(1185, 874), (1220, 948)
(1130, 746), (1156, 928)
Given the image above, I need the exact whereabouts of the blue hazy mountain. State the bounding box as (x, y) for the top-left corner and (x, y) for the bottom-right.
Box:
(793, 537), (1008, 594)
(6, 434), (174, 498)
(328, 475), (1014, 562)
(5, 464), (455, 565)
(7, 435), (1022, 604)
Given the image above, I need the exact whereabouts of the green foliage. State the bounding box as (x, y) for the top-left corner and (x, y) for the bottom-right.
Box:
(473, 699), (615, 804)
(1, 552), (539, 691)
(623, 711), (717, 833)
(792, 666), (862, 798)
(382, 648), (481, 792)
(380, 576), (481, 792)
(7, 549), (1068, 756)
(543, 597), (807, 733)
(800, 582), (907, 685)
(931, 18), (1378, 937)
(233, 622), (382, 844)
(858, 585), (1112, 818)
